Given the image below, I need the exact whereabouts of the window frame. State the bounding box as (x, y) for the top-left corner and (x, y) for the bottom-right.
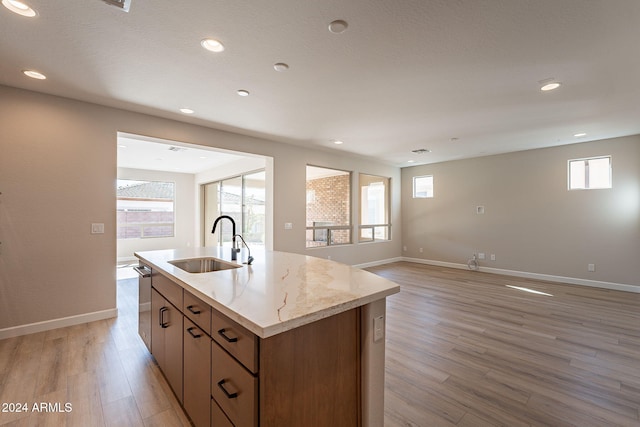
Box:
(358, 173), (391, 243)
(117, 179), (176, 239)
(305, 165), (352, 248)
(413, 175), (434, 198)
(568, 156), (612, 190)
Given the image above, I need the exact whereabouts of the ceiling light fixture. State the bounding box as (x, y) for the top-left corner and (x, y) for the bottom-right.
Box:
(22, 69), (46, 80)
(2, 0), (37, 17)
(179, 108), (194, 114)
(407, 160), (415, 163)
(201, 38), (225, 53)
(411, 148), (431, 154)
(237, 89), (250, 97)
(273, 63), (289, 72)
(573, 132), (587, 137)
(333, 139), (344, 145)
(539, 78), (561, 91)
(328, 19), (348, 34)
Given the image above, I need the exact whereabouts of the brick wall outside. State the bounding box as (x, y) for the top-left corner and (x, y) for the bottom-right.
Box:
(306, 174), (351, 245)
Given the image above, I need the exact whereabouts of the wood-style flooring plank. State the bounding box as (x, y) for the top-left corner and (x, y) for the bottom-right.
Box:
(368, 261), (640, 427)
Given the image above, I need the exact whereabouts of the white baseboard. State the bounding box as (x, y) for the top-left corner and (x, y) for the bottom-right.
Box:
(353, 257), (404, 269)
(399, 257), (640, 294)
(0, 308), (118, 340)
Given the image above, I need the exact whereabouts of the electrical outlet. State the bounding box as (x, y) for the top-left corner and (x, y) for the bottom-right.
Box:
(284, 222), (293, 229)
(419, 247), (423, 253)
(91, 223), (104, 234)
(373, 316), (384, 342)
(491, 254), (496, 261)
(478, 253), (485, 260)
(588, 263), (595, 272)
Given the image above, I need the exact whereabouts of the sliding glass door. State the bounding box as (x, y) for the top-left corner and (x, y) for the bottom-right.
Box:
(203, 170), (266, 248)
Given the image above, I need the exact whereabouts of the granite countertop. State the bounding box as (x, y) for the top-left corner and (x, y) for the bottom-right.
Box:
(135, 247), (400, 339)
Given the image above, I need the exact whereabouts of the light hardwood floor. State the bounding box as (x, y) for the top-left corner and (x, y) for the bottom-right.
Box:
(1, 263), (639, 426)
(368, 262), (640, 427)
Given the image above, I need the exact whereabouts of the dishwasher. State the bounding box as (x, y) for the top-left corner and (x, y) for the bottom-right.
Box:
(134, 262), (152, 351)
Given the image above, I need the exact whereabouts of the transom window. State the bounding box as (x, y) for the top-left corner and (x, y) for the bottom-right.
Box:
(413, 175), (434, 198)
(568, 156), (612, 190)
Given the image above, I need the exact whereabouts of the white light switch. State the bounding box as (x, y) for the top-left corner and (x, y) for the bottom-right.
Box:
(91, 223), (105, 234)
(284, 222), (293, 230)
(373, 315), (384, 342)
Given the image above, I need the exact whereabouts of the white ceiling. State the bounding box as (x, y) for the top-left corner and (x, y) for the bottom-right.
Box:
(2, 0), (640, 167)
(117, 134), (250, 174)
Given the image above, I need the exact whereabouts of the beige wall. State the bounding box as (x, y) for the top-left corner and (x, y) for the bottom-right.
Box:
(0, 85), (401, 331)
(401, 135), (640, 287)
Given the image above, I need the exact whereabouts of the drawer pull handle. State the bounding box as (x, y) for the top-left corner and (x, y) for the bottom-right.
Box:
(133, 266), (151, 278)
(217, 379), (238, 399)
(187, 327), (202, 339)
(159, 307), (169, 328)
(218, 328), (238, 343)
(186, 305), (201, 315)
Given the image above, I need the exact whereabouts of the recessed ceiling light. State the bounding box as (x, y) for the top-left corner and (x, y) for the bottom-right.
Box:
(328, 19), (348, 34)
(273, 63), (289, 72)
(540, 81), (561, 91)
(237, 89), (250, 97)
(449, 137), (459, 142)
(2, 0), (37, 17)
(22, 70), (46, 80)
(574, 132), (587, 137)
(179, 108), (194, 114)
(201, 38), (225, 53)
(333, 140), (344, 145)
(407, 160), (415, 163)
(411, 148), (431, 154)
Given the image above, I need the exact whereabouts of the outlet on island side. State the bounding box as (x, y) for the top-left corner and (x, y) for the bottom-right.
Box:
(373, 315), (384, 342)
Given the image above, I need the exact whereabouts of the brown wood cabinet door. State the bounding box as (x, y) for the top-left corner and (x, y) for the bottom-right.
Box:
(163, 302), (183, 404)
(151, 289), (166, 369)
(184, 318), (211, 427)
(211, 341), (258, 427)
(151, 288), (183, 404)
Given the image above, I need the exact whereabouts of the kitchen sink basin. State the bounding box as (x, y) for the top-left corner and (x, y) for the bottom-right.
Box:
(168, 257), (242, 273)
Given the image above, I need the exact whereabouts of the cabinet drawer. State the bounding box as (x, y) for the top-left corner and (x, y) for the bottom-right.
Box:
(211, 398), (234, 427)
(184, 319), (211, 427)
(152, 273), (183, 309)
(184, 290), (212, 336)
(212, 309), (258, 373)
(211, 341), (258, 427)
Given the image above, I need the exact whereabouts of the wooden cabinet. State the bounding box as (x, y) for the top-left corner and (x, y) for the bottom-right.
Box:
(211, 340), (258, 426)
(211, 308), (258, 374)
(260, 309), (360, 426)
(151, 287), (183, 403)
(211, 398), (234, 427)
(183, 318), (211, 427)
(147, 273), (362, 426)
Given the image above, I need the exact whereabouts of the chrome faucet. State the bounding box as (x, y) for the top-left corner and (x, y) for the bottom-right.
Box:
(211, 215), (240, 261)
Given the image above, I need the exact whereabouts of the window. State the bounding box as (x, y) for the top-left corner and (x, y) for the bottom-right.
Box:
(203, 170), (266, 248)
(306, 166), (351, 247)
(568, 156), (611, 190)
(117, 180), (175, 239)
(359, 174), (390, 242)
(413, 175), (433, 198)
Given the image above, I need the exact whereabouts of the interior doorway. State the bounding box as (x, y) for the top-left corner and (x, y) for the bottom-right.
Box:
(115, 132), (273, 308)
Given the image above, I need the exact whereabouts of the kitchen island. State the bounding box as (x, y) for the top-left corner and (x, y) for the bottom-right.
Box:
(135, 247), (400, 427)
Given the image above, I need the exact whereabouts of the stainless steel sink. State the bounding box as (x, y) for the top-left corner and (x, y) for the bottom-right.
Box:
(168, 257), (242, 273)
